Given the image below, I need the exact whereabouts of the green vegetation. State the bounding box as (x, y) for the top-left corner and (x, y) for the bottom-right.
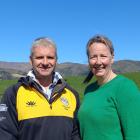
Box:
(0, 72), (140, 101)
(122, 72), (140, 89)
(65, 76), (95, 101)
(0, 79), (17, 95)
(65, 76), (86, 101)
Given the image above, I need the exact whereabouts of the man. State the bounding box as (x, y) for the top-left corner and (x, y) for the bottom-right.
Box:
(0, 37), (80, 140)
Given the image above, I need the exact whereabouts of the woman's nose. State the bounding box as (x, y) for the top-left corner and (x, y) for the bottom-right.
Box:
(96, 57), (102, 64)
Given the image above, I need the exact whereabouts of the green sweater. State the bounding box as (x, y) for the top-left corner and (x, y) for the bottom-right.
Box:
(78, 75), (140, 140)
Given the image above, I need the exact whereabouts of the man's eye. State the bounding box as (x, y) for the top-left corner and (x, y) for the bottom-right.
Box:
(36, 56), (43, 59)
(101, 55), (107, 58)
(48, 56), (53, 59)
(47, 56), (56, 59)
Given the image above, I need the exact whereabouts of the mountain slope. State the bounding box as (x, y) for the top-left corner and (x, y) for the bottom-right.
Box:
(0, 60), (140, 79)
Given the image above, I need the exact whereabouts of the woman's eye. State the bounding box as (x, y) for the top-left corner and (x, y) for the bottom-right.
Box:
(101, 55), (108, 58)
(89, 55), (96, 59)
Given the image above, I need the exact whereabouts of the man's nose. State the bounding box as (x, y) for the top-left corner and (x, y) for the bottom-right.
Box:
(43, 57), (48, 65)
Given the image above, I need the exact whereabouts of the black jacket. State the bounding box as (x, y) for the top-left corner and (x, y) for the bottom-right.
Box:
(0, 76), (81, 140)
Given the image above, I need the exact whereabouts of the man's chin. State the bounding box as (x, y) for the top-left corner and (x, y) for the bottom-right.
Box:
(37, 72), (52, 77)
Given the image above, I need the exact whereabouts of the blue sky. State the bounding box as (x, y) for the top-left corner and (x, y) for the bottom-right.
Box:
(0, 0), (140, 64)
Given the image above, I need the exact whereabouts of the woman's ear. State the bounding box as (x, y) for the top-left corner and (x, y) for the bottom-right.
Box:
(111, 54), (114, 64)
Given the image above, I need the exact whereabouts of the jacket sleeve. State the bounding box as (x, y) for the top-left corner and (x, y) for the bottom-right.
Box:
(116, 80), (140, 140)
(71, 90), (81, 140)
(0, 85), (19, 140)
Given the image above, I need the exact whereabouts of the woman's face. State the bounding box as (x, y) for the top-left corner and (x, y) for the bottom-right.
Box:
(88, 42), (114, 79)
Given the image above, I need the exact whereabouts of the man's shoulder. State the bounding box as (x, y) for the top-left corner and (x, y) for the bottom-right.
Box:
(65, 82), (79, 99)
(4, 82), (21, 96)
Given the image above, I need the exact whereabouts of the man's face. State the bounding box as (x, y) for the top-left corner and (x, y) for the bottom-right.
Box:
(30, 45), (57, 79)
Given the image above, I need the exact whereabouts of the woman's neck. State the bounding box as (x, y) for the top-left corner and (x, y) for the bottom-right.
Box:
(97, 71), (117, 85)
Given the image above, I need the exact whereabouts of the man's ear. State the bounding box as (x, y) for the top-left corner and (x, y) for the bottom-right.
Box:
(29, 56), (33, 66)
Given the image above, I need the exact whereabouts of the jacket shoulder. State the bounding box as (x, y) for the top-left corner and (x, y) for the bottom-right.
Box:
(1, 82), (21, 103)
(65, 83), (79, 97)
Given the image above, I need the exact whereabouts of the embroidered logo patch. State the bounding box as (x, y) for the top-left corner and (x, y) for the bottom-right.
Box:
(0, 104), (8, 112)
(60, 97), (70, 110)
(26, 101), (36, 107)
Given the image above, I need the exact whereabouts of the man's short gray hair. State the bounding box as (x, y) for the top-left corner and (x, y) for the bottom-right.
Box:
(30, 37), (57, 59)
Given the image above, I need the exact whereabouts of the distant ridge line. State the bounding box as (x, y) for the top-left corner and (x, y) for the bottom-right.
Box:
(0, 60), (140, 77)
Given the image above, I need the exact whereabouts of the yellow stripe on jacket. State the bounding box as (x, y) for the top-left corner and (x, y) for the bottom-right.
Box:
(16, 86), (77, 121)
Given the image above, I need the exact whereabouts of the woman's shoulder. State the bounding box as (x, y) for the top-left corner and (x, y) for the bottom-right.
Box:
(115, 75), (140, 97)
(84, 81), (99, 95)
(114, 75), (135, 84)
(120, 74), (137, 83)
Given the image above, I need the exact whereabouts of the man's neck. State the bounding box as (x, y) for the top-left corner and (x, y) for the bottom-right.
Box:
(37, 76), (53, 88)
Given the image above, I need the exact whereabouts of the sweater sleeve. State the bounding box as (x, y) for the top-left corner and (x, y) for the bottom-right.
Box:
(116, 79), (140, 140)
(0, 86), (19, 140)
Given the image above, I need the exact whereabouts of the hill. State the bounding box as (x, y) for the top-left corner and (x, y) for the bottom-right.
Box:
(0, 60), (140, 79)
(112, 60), (140, 73)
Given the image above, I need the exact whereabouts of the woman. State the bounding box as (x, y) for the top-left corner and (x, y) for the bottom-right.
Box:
(78, 35), (140, 140)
